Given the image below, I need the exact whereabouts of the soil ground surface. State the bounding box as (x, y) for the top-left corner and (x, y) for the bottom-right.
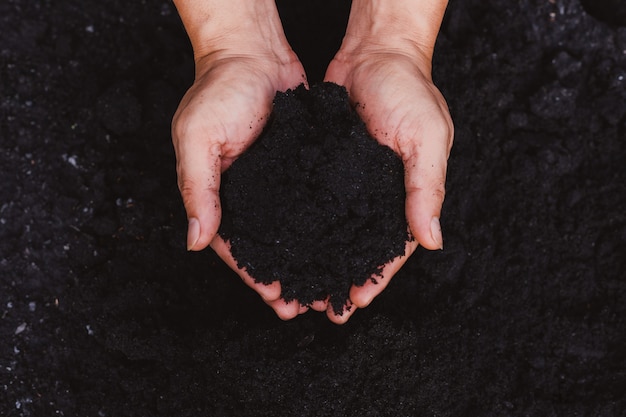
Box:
(1, 0), (625, 416)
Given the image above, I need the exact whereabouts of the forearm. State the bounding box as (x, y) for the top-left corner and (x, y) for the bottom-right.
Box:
(341, 0), (448, 63)
(172, 0), (292, 60)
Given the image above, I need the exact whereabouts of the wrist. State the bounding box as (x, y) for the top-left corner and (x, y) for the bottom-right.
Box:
(338, 0), (448, 71)
(173, 0), (294, 64)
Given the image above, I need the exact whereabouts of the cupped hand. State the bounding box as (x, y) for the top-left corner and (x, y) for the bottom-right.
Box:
(324, 48), (454, 324)
(172, 48), (311, 320)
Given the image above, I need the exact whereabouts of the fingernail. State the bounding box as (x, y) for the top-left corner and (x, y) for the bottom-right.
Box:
(187, 217), (200, 251)
(430, 217), (444, 250)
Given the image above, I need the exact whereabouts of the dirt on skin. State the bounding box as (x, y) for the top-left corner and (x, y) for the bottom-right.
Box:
(1, 0), (625, 416)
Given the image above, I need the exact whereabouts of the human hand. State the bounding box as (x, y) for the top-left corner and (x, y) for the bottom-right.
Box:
(172, 0), (312, 320)
(323, 0), (453, 323)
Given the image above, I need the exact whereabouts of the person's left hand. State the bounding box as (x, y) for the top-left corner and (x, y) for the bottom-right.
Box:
(324, 47), (454, 324)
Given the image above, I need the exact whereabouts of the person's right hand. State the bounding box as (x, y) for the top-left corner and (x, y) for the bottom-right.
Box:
(171, 1), (311, 319)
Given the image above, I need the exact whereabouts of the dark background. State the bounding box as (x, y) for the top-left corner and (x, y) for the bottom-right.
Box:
(1, 0), (625, 415)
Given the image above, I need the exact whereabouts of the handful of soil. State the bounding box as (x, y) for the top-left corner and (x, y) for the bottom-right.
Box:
(218, 83), (410, 314)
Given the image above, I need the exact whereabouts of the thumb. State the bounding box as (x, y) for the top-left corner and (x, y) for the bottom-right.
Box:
(405, 187), (444, 250)
(176, 141), (223, 252)
(403, 135), (450, 251)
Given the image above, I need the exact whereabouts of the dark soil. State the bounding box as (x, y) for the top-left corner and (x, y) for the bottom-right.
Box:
(1, 0), (625, 416)
(219, 83), (409, 314)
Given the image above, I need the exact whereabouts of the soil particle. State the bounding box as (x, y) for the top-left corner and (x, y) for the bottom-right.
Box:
(218, 83), (409, 313)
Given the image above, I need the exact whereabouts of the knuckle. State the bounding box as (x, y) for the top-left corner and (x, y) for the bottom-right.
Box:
(428, 111), (454, 141)
(177, 176), (197, 206)
(172, 111), (202, 144)
(430, 184), (446, 203)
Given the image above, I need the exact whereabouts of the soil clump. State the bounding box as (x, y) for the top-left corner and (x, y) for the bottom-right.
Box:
(219, 83), (410, 313)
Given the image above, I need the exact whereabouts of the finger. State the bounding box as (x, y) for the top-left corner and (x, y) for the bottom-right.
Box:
(173, 121), (223, 251)
(267, 298), (301, 321)
(326, 300), (357, 325)
(402, 115), (453, 250)
(310, 298), (329, 312)
(350, 237), (419, 308)
(210, 236), (282, 302)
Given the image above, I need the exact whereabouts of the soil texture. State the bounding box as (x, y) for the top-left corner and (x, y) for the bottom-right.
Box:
(219, 83), (409, 314)
(1, 0), (625, 416)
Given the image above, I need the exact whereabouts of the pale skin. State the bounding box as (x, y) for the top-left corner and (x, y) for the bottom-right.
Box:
(172, 0), (453, 324)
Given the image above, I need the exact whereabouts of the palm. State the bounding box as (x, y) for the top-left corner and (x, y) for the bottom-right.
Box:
(175, 56), (305, 169)
(326, 53), (452, 161)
